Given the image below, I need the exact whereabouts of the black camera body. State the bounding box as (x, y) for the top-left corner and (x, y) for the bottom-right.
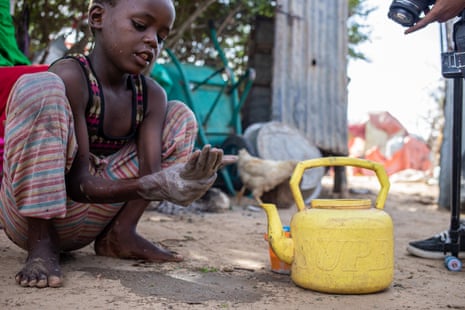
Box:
(442, 52), (465, 78)
(442, 11), (465, 78)
(388, 0), (435, 27)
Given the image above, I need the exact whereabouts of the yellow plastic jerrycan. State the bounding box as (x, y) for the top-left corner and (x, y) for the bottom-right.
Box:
(260, 157), (394, 294)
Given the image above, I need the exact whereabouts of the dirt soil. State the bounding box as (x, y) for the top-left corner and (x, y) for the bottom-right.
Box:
(1, 175), (464, 310)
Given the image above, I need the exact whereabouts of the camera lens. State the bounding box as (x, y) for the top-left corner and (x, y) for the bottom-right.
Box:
(388, 7), (417, 27)
(388, 0), (435, 27)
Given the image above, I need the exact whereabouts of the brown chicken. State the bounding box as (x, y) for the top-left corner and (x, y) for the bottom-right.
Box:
(237, 149), (299, 203)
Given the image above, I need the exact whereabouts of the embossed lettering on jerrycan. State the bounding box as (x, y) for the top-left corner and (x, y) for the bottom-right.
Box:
(261, 157), (394, 294)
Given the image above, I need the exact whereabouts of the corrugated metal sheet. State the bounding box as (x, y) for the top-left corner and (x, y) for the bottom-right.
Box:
(272, 0), (348, 155)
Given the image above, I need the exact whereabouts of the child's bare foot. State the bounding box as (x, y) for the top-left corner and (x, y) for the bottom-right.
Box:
(15, 241), (62, 288)
(16, 218), (63, 288)
(94, 228), (183, 262)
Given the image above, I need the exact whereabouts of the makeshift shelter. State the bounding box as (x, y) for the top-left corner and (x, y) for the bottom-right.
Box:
(348, 111), (432, 176)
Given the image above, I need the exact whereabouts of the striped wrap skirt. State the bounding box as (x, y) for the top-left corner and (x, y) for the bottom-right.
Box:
(0, 72), (197, 251)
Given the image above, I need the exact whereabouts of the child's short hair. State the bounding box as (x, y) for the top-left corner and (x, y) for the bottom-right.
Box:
(89, 0), (117, 8)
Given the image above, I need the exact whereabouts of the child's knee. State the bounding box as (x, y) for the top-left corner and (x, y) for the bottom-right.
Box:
(8, 72), (68, 115)
(166, 100), (195, 123)
(165, 100), (198, 137)
(161, 100), (198, 166)
(15, 71), (65, 96)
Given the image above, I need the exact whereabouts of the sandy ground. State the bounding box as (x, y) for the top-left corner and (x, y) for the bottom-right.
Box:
(1, 175), (465, 310)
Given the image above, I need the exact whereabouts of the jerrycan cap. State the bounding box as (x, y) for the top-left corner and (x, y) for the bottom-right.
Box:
(311, 199), (371, 210)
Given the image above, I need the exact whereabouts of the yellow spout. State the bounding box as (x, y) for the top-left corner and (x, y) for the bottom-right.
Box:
(260, 203), (294, 265)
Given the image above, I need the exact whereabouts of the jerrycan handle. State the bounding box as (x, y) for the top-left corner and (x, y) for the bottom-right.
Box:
(289, 157), (390, 212)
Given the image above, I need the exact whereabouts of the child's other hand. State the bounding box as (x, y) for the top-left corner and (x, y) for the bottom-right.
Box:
(220, 154), (238, 167)
(180, 145), (223, 180)
(138, 145), (230, 206)
(181, 145), (238, 172)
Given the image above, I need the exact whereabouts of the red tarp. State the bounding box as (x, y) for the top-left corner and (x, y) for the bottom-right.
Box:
(0, 65), (49, 137)
(348, 112), (432, 176)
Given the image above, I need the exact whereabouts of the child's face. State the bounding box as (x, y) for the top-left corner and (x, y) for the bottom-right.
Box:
(98, 0), (175, 74)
